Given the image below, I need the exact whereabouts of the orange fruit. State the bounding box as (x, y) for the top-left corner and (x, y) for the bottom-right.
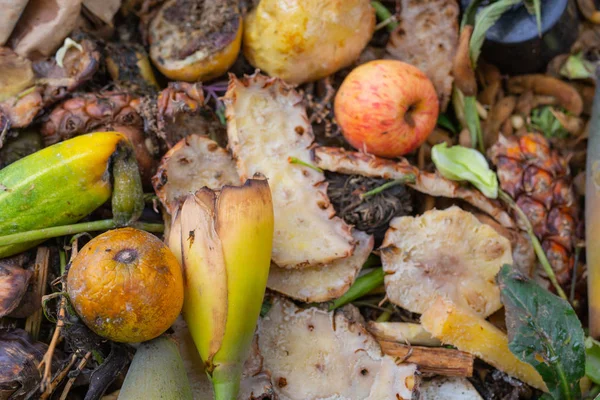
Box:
(67, 228), (184, 343)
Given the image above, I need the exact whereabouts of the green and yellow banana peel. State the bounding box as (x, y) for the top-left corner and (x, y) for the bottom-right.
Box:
(167, 178), (274, 400)
(0, 131), (143, 257)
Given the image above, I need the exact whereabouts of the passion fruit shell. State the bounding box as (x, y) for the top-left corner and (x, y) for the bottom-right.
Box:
(67, 228), (184, 343)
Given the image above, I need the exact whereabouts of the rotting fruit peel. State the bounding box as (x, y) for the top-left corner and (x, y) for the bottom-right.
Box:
(0, 132), (137, 258)
(167, 178), (274, 400)
(243, 0), (375, 84)
(67, 228), (184, 343)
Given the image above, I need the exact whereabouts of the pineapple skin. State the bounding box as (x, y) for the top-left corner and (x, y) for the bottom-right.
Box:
(489, 133), (579, 285)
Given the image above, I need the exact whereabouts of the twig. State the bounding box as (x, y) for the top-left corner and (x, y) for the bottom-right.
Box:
(39, 353), (78, 399)
(59, 351), (92, 400)
(38, 240), (80, 392)
(380, 341), (475, 376)
(498, 189), (568, 300)
(25, 247), (50, 340)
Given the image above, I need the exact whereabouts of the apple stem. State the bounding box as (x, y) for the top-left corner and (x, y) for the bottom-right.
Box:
(361, 174), (416, 199)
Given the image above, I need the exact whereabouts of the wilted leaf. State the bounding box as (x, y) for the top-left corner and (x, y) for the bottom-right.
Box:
(470, 0), (522, 66)
(431, 143), (498, 198)
(560, 53), (595, 80)
(497, 265), (586, 400)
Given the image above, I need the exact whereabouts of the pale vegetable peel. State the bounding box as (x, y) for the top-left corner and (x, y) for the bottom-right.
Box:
(381, 206), (512, 317)
(225, 73), (355, 268)
(258, 297), (418, 399)
(267, 230), (374, 302)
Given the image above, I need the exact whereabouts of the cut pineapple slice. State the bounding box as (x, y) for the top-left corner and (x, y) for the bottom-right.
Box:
(381, 206), (512, 317)
(258, 297), (418, 400)
(224, 73), (355, 268)
(267, 230), (373, 302)
(152, 134), (239, 212)
(421, 297), (547, 392)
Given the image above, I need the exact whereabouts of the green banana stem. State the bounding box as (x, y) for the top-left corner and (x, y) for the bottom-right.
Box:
(111, 141), (144, 226)
(0, 219), (164, 246)
(211, 363), (243, 400)
(329, 267), (385, 310)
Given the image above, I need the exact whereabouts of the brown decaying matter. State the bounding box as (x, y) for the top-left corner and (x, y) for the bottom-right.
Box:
(314, 146), (514, 228)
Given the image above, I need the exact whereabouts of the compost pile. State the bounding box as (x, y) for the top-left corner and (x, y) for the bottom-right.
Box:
(1, 0), (599, 399)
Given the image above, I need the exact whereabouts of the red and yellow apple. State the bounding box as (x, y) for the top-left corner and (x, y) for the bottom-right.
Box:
(334, 60), (439, 158)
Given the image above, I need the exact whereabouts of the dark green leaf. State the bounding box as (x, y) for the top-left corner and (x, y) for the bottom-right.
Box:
(437, 114), (458, 133)
(586, 337), (600, 385)
(470, 0), (522, 66)
(497, 265), (586, 400)
(329, 267), (384, 310)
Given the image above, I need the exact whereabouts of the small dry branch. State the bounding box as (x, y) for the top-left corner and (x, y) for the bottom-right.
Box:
(378, 341), (474, 377)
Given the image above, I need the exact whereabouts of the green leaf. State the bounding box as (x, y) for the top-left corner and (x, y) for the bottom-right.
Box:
(464, 95), (484, 152)
(524, 0), (542, 36)
(437, 114), (458, 134)
(560, 52), (595, 80)
(470, 0), (522, 66)
(329, 267), (384, 310)
(461, 0), (486, 29)
(586, 337), (600, 385)
(530, 106), (569, 139)
(431, 142), (498, 198)
(497, 265), (586, 400)
(371, 1), (398, 32)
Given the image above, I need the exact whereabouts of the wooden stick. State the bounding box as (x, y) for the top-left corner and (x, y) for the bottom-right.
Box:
(25, 247), (50, 340)
(378, 340), (474, 377)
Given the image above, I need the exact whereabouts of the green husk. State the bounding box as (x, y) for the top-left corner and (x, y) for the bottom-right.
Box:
(118, 336), (193, 400)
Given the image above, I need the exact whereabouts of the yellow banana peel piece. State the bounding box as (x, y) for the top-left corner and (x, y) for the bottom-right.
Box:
(168, 178), (274, 399)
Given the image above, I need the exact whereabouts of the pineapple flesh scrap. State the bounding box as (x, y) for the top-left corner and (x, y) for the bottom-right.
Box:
(381, 206), (513, 317)
(225, 73), (355, 268)
(267, 230), (374, 302)
(152, 134), (240, 212)
(421, 297), (548, 392)
(258, 297), (418, 400)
